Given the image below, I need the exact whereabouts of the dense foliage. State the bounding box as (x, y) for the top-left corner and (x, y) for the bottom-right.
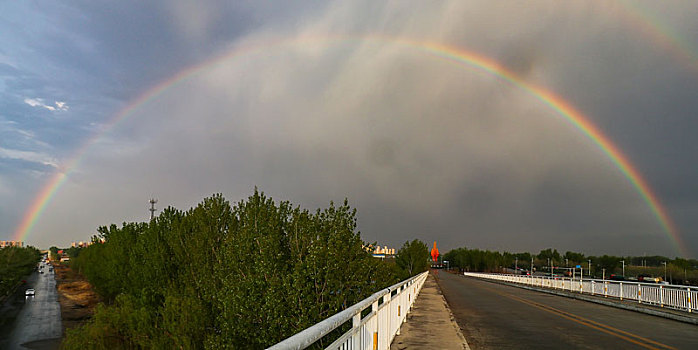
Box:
(64, 190), (400, 349)
(395, 239), (430, 278)
(0, 246), (40, 299)
(444, 245), (698, 284)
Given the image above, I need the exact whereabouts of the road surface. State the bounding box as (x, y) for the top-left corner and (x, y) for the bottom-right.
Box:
(437, 271), (698, 349)
(0, 263), (62, 350)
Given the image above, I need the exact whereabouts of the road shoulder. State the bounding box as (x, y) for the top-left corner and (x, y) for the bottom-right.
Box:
(51, 262), (99, 336)
(391, 271), (470, 350)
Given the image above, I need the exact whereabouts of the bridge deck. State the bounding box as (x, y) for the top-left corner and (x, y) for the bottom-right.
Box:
(439, 271), (698, 349)
(391, 272), (469, 349)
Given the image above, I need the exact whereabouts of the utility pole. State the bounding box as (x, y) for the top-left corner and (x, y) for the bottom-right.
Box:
(515, 257), (518, 272)
(149, 198), (158, 220)
(588, 259), (592, 277)
(531, 257), (534, 275)
(621, 260), (625, 277)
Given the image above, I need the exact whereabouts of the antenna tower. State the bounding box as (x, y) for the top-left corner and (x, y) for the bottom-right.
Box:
(149, 198), (158, 220)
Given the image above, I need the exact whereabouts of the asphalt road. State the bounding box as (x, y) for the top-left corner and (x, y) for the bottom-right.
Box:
(437, 271), (698, 350)
(0, 263), (62, 350)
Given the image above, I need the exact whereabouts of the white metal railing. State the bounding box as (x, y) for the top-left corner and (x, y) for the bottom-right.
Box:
(267, 271), (429, 350)
(464, 272), (697, 313)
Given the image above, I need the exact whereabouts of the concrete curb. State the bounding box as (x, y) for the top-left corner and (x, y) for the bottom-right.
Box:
(433, 275), (471, 350)
(464, 275), (698, 326)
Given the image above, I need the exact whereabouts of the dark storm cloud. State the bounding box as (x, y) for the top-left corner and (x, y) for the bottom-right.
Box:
(2, 1), (696, 258)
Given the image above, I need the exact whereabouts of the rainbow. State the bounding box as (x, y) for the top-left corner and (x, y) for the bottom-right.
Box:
(618, 0), (698, 75)
(12, 35), (687, 256)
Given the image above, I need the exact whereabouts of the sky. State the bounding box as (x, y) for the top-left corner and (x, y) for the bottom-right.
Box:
(0, 1), (697, 258)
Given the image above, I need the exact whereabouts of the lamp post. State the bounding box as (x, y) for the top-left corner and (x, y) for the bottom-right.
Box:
(588, 259), (591, 278)
(621, 260), (625, 277)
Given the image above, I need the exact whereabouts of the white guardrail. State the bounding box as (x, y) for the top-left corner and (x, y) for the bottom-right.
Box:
(464, 272), (697, 313)
(267, 271), (429, 350)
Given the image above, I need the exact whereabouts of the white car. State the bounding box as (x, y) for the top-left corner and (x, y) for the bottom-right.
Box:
(25, 289), (35, 297)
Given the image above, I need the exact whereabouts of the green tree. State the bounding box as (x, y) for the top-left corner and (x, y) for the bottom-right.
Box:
(594, 255), (621, 275)
(0, 246), (40, 298)
(563, 251), (585, 266)
(395, 239), (430, 277)
(64, 190), (399, 349)
(537, 248), (561, 264)
(48, 246), (58, 261)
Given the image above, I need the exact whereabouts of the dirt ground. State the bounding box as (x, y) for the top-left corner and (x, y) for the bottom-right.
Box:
(50, 262), (100, 334)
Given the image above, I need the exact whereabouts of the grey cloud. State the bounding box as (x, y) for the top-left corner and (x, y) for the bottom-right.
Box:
(9, 1), (697, 257)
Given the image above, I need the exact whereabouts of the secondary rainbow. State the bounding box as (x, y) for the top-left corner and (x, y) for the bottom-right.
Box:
(13, 35), (686, 256)
(618, 0), (698, 75)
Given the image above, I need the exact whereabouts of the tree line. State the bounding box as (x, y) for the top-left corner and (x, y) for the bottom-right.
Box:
(444, 246), (697, 284)
(0, 246), (40, 300)
(63, 190), (429, 349)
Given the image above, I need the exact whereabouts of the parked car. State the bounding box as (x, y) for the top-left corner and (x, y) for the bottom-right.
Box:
(25, 289), (35, 297)
(638, 275), (663, 283)
(609, 274), (625, 281)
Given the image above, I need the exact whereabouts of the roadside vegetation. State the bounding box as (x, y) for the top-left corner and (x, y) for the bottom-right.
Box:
(395, 239), (430, 278)
(0, 246), (41, 301)
(444, 246), (698, 285)
(62, 190), (419, 349)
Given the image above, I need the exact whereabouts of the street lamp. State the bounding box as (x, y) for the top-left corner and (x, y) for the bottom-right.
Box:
(515, 257), (518, 272)
(621, 260), (625, 277)
(588, 259), (591, 278)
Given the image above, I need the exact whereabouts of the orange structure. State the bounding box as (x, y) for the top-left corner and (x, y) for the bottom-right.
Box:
(430, 241), (439, 262)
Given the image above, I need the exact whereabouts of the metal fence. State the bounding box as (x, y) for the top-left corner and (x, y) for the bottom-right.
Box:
(267, 271), (429, 350)
(463, 272), (697, 313)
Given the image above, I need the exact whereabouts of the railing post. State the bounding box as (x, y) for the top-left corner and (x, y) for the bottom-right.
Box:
(591, 280), (595, 296)
(688, 287), (692, 313)
(638, 283), (642, 304)
(372, 300), (379, 350)
(603, 281), (607, 297)
(352, 313), (361, 350)
(385, 291), (392, 347)
(620, 282), (623, 301)
(659, 285), (663, 308)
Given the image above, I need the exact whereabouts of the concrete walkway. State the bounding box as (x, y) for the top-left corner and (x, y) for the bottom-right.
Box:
(391, 272), (469, 350)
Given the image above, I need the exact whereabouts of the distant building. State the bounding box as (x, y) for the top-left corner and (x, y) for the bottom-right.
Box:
(363, 244), (396, 259)
(0, 240), (23, 248)
(71, 241), (92, 248)
(373, 245), (395, 256)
